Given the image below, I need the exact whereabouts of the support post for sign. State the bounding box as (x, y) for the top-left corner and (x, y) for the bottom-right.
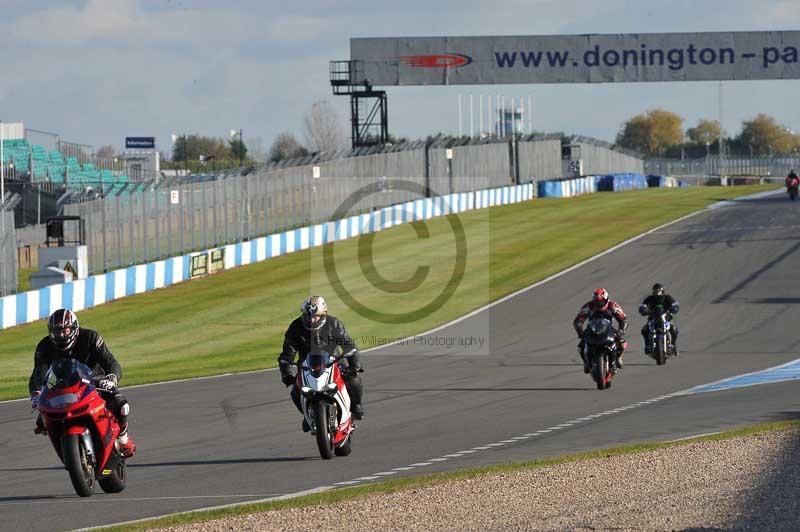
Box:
(458, 94), (462, 137)
(424, 137), (433, 198)
(446, 147), (454, 194)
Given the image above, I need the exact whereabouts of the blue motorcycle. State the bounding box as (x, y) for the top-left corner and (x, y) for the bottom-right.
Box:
(639, 304), (675, 366)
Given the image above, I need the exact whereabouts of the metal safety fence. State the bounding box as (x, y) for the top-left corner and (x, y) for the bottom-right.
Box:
(62, 173), (500, 275)
(1, 205), (18, 296)
(645, 156), (800, 177)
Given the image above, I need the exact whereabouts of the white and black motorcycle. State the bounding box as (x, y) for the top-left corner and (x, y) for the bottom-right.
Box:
(298, 349), (356, 459)
(640, 303), (676, 366)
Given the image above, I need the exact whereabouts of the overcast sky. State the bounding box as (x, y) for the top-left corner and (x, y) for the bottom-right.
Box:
(1, 0), (799, 158)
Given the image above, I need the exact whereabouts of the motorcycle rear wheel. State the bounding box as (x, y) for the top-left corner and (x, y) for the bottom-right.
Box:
(99, 455), (127, 493)
(334, 434), (353, 456)
(62, 435), (95, 497)
(314, 403), (335, 459)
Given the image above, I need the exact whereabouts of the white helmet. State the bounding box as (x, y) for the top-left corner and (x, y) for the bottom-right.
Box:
(301, 296), (328, 331)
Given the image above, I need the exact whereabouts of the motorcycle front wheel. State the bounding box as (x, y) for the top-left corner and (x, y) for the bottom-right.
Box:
(314, 402), (335, 459)
(656, 334), (667, 366)
(593, 355), (609, 390)
(62, 434), (95, 497)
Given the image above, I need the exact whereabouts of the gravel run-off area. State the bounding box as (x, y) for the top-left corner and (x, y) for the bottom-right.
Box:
(156, 427), (800, 532)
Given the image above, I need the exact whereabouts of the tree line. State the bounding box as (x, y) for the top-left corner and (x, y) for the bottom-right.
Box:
(616, 110), (800, 158)
(162, 100), (348, 168)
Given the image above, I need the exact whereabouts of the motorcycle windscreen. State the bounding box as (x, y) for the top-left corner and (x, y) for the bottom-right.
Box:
(651, 305), (668, 332)
(303, 351), (333, 379)
(585, 318), (614, 346)
(45, 358), (93, 390)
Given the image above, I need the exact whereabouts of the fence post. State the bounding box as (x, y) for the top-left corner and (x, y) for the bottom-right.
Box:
(115, 191), (123, 268)
(128, 187), (135, 264)
(153, 185), (160, 262)
(189, 181), (196, 251)
(202, 180), (208, 250)
(141, 183), (148, 263)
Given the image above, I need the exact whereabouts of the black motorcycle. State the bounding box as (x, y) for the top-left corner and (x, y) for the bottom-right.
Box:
(582, 316), (619, 390)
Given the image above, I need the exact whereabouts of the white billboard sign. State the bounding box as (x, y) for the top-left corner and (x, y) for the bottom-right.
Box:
(351, 31), (800, 85)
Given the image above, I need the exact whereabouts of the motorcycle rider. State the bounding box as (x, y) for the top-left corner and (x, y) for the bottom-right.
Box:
(29, 309), (136, 458)
(639, 283), (680, 356)
(278, 296), (364, 432)
(786, 170), (799, 191)
(573, 288), (629, 373)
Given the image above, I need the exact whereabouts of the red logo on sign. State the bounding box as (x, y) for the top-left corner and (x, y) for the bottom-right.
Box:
(400, 53), (472, 68)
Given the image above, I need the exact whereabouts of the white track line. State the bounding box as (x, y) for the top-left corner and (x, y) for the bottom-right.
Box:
(334, 390), (688, 490)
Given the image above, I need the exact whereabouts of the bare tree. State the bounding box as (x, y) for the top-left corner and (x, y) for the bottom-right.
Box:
(302, 100), (346, 153)
(96, 144), (116, 159)
(269, 132), (309, 162)
(248, 136), (267, 163)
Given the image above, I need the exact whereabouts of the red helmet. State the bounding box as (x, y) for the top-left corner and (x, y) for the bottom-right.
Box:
(591, 288), (609, 309)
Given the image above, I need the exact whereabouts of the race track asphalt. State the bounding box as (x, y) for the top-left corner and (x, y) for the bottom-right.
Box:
(1, 190), (798, 531)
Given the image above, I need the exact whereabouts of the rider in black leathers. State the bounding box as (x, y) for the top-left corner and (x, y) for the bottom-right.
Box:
(639, 283), (680, 356)
(29, 309), (136, 457)
(278, 296), (364, 431)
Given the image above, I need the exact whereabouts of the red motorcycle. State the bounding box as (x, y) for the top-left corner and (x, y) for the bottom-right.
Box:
(787, 176), (799, 201)
(36, 358), (127, 497)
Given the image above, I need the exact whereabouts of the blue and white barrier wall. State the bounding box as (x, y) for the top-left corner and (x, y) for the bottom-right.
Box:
(0, 183), (533, 330)
(646, 175), (684, 188)
(537, 173), (678, 198)
(537, 176), (597, 198)
(595, 173), (649, 192)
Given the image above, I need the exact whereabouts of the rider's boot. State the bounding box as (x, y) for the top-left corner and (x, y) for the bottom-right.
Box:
(302, 418), (310, 432)
(351, 403), (365, 420)
(577, 341), (590, 373)
(34, 413), (46, 435)
(118, 425), (136, 458)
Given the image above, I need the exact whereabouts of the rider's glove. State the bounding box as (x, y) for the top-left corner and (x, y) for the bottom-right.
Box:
(347, 365), (364, 376)
(279, 364), (295, 387)
(97, 374), (118, 391)
(30, 391), (41, 409)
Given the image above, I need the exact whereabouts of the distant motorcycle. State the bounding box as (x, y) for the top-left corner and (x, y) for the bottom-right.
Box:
(36, 359), (127, 497)
(298, 349), (356, 459)
(640, 304), (675, 366)
(582, 317), (620, 390)
(788, 177), (799, 201)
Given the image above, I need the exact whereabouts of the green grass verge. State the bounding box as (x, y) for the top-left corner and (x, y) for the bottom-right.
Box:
(0, 185), (775, 399)
(95, 419), (800, 531)
(17, 268), (34, 293)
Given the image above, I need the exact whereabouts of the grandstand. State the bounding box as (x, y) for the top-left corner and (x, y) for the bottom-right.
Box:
(2, 136), (130, 190)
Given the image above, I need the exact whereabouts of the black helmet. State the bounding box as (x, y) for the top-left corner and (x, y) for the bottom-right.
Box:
(652, 283), (665, 296)
(790, 170), (798, 178)
(48, 309), (79, 351)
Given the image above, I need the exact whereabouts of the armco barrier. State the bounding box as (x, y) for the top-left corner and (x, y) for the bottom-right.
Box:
(0, 183), (533, 330)
(537, 176), (596, 198)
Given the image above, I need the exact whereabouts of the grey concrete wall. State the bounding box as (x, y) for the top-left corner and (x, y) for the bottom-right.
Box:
(578, 143), (644, 175)
(518, 139), (563, 181)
